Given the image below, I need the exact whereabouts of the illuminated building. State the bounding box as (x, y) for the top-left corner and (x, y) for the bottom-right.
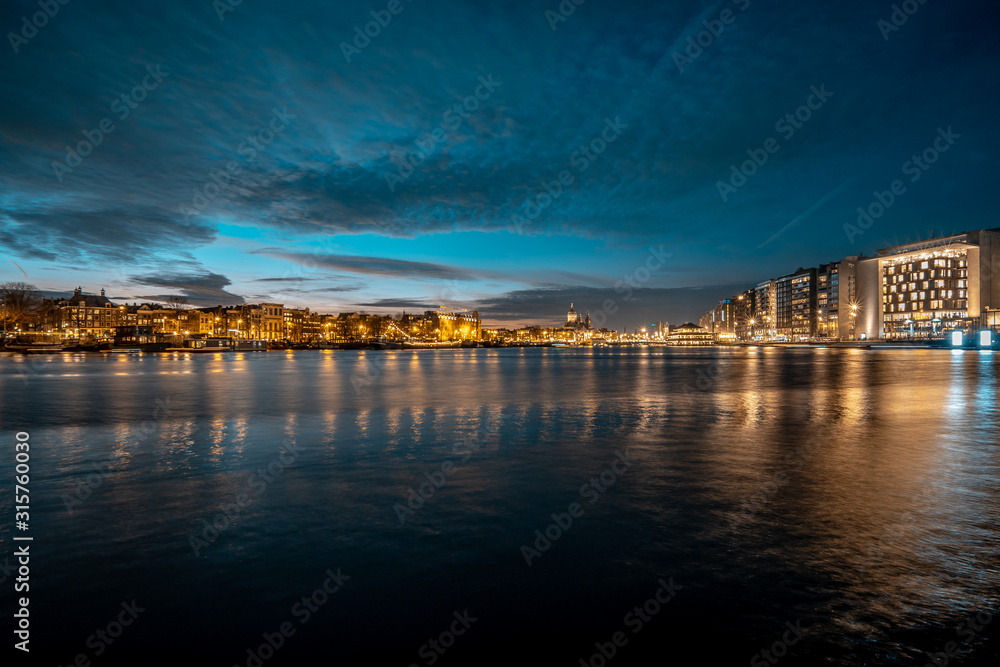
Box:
(567, 303), (580, 326)
(559, 303), (594, 341)
(856, 229), (1000, 340)
(770, 267), (818, 341)
(734, 290), (755, 341)
(401, 310), (481, 341)
(983, 307), (1000, 333)
(668, 322), (713, 346)
(51, 287), (119, 340)
(753, 279), (777, 341)
(700, 299), (737, 341)
(816, 257), (859, 340)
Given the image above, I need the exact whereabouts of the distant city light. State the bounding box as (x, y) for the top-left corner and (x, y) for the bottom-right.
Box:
(980, 330), (992, 348)
(951, 331), (964, 347)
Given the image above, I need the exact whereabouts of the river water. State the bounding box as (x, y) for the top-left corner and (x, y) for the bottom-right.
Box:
(1, 347), (997, 665)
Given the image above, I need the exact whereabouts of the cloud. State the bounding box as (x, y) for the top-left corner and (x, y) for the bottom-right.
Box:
(257, 250), (479, 281)
(129, 271), (245, 306)
(251, 277), (321, 283)
(356, 298), (439, 310)
(0, 207), (216, 264)
(478, 283), (749, 328)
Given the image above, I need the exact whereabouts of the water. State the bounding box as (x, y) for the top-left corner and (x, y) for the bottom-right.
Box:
(1, 347), (998, 665)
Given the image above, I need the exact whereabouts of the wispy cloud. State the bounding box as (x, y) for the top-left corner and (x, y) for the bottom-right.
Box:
(256, 250), (480, 281)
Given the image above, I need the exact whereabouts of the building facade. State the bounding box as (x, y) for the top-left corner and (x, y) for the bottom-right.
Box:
(668, 322), (713, 346)
(856, 229), (1000, 340)
(753, 279), (777, 340)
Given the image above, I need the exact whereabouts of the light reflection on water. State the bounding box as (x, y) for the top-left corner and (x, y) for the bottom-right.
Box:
(0, 347), (997, 664)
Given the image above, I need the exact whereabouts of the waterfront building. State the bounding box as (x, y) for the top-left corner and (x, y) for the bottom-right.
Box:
(561, 303), (593, 341)
(700, 299), (737, 341)
(734, 291), (755, 341)
(283, 307), (304, 342)
(816, 260), (857, 339)
(255, 303), (284, 340)
(566, 303), (581, 327)
(652, 321), (670, 341)
(786, 267), (818, 341)
(668, 322), (714, 346)
(432, 310), (481, 341)
(225, 307), (246, 339)
(302, 309), (323, 342)
(51, 288), (119, 340)
(816, 264), (836, 339)
(753, 279), (777, 340)
(856, 229), (1000, 340)
(771, 269), (819, 341)
(399, 310), (481, 342)
(190, 309), (219, 335)
(983, 307), (1000, 332)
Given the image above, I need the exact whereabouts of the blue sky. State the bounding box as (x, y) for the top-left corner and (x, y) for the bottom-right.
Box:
(1, 0), (998, 327)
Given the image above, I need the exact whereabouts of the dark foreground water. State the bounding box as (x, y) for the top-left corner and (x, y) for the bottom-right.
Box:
(0, 347), (998, 665)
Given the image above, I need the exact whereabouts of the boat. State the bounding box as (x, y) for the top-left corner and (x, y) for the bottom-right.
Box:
(4, 340), (66, 353)
(62, 342), (113, 352)
(233, 340), (267, 351)
(11, 344), (66, 353)
(402, 341), (461, 349)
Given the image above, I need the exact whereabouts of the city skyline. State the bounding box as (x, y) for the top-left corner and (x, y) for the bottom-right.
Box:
(3, 1), (999, 330)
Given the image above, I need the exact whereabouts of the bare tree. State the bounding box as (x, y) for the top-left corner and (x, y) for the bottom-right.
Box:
(165, 295), (188, 310)
(0, 282), (42, 336)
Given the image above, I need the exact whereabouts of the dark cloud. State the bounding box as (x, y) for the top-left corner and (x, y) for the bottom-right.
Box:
(357, 298), (439, 310)
(130, 271), (245, 306)
(257, 250), (478, 281)
(479, 284), (749, 328)
(0, 207), (216, 264)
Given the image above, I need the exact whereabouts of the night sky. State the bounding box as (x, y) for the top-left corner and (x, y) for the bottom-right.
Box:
(2, 0), (998, 329)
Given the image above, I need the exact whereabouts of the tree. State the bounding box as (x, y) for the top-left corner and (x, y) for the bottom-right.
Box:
(0, 282), (42, 336)
(165, 296), (188, 310)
